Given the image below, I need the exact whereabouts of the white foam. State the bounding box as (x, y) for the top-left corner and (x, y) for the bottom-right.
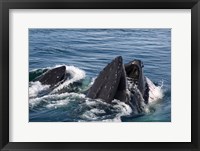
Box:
(46, 99), (70, 109)
(102, 99), (132, 122)
(29, 81), (50, 98)
(29, 92), (85, 108)
(51, 65), (86, 93)
(146, 77), (164, 103)
(81, 111), (98, 120)
(113, 99), (132, 115)
(85, 99), (97, 106)
(90, 108), (106, 114)
(82, 98), (133, 122)
(85, 98), (111, 107)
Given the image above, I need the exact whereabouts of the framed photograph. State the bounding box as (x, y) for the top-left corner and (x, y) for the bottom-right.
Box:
(0, 0), (199, 150)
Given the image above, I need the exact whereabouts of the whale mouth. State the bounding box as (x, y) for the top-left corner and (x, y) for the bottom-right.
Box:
(124, 59), (145, 85)
(127, 64), (139, 81)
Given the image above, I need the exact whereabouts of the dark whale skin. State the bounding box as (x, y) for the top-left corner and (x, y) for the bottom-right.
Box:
(86, 56), (125, 103)
(34, 66), (66, 87)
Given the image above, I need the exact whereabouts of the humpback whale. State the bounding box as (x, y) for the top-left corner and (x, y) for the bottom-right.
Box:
(86, 56), (149, 113)
(34, 66), (69, 87)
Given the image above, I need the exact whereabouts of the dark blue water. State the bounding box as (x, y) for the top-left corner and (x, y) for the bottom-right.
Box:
(29, 29), (171, 122)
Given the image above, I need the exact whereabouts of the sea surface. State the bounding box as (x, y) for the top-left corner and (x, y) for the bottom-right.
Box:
(29, 29), (171, 122)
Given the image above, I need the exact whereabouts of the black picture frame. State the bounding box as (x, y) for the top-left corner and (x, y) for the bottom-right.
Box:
(0, 0), (199, 151)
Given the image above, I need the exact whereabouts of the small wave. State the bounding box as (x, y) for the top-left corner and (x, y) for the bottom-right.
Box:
(146, 77), (164, 103)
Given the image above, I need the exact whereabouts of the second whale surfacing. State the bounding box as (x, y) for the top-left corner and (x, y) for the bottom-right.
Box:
(33, 65), (73, 88)
(86, 56), (149, 114)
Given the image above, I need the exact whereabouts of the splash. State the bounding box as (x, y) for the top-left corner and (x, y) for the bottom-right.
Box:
(29, 81), (50, 98)
(146, 77), (164, 103)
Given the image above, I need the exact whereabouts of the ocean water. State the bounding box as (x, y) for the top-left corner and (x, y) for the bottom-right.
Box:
(29, 29), (171, 122)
